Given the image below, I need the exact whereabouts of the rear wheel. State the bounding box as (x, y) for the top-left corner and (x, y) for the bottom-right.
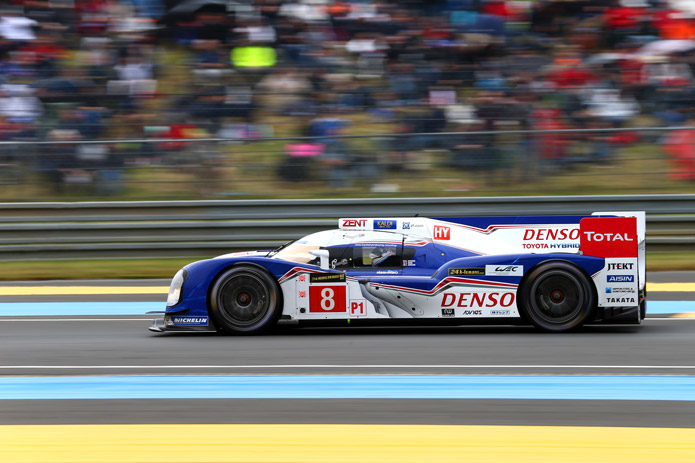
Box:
(209, 266), (281, 334)
(519, 262), (595, 332)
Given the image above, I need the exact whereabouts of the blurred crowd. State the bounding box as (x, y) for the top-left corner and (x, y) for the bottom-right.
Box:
(1, 0), (695, 195)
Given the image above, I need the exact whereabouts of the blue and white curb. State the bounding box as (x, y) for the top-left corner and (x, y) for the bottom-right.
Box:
(0, 375), (694, 401)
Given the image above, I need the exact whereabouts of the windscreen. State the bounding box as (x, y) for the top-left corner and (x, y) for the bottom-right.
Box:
(273, 230), (341, 265)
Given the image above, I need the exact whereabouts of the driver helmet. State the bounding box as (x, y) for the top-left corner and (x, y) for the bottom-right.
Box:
(369, 247), (395, 266)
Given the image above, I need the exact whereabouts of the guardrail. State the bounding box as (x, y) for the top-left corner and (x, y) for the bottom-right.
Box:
(0, 195), (693, 261)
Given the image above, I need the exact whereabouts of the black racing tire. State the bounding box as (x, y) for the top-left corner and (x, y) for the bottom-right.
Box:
(518, 262), (596, 332)
(209, 266), (281, 335)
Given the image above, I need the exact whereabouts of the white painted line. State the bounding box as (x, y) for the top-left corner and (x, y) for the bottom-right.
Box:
(0, 365), (694, 370)
(0, 318), (151, 321)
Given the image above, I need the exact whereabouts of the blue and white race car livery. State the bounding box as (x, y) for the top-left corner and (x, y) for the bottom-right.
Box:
(150, 211), (646, 334)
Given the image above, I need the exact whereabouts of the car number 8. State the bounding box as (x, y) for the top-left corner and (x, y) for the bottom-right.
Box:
(320, 288), (335, 311)
(309, 285), (346, 313)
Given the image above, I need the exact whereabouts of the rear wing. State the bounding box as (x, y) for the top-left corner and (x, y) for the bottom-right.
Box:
(588, 211), (646, 292)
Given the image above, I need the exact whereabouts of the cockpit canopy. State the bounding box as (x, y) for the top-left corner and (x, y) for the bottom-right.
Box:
(273, 229), (414, 269)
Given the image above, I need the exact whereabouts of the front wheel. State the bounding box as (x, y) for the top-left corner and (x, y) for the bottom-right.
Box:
(209, 266), (281, 334)
(518, 262), (596, 332)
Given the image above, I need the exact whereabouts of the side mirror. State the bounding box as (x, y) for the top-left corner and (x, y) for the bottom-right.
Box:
(309, 249), (330, 270)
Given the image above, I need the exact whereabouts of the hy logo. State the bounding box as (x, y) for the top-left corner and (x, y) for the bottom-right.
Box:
(433, 225), (450, 240)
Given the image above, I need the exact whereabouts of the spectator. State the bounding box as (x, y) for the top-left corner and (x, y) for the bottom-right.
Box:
(277, 141), (323, 182)
(256, 67), (312, 114)
(1, 0), (694, 199)
(0, 7), (38, 43)
(0, 82), (43, 123)
(190, 39), (228, 82)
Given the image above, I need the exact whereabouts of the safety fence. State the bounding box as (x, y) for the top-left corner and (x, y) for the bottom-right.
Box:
(0, 125), (694, 201)
(0, 195), (692, 261)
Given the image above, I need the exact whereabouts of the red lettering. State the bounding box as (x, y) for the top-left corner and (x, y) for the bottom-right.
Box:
(471, 293), (486, 307)
(457, 293), (471, 307)
(486, 293), (499, 307)
(341, 219), (367, 227)
(442, 292), (516, 308)
(350, 300), (366, 316)
(523, 227), (579, 241)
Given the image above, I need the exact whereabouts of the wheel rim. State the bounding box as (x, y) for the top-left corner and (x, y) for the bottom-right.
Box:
(218, 273), (270, 327)
(530, 270), (585, 324)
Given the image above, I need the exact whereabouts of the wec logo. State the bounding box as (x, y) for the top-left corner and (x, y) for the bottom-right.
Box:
(485, 265), (523, 276)
(495, 266), (518, 272)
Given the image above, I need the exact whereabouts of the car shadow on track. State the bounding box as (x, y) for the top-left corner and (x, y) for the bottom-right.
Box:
(152, 324), (650, 337)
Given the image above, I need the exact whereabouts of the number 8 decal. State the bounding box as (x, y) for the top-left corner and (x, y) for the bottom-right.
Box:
(309, 285), (346, 313)
(320, 288), (335, 311)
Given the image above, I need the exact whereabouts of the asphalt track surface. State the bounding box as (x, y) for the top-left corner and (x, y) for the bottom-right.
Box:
(0, 272), (694, 431)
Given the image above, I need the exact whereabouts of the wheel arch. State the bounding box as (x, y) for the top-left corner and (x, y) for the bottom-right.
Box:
(206, 262), (284, 333)
(207, 262), (283, 306)
(517, 258), (599, 322)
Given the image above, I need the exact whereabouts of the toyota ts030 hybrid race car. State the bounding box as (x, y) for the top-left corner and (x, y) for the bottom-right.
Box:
(149, 212), (646, 334)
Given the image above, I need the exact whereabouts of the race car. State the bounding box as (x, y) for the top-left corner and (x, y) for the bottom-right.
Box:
(149, 211), (646, 334)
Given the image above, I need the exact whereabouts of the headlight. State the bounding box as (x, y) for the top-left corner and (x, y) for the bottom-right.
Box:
(166, 268), (187, 307)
